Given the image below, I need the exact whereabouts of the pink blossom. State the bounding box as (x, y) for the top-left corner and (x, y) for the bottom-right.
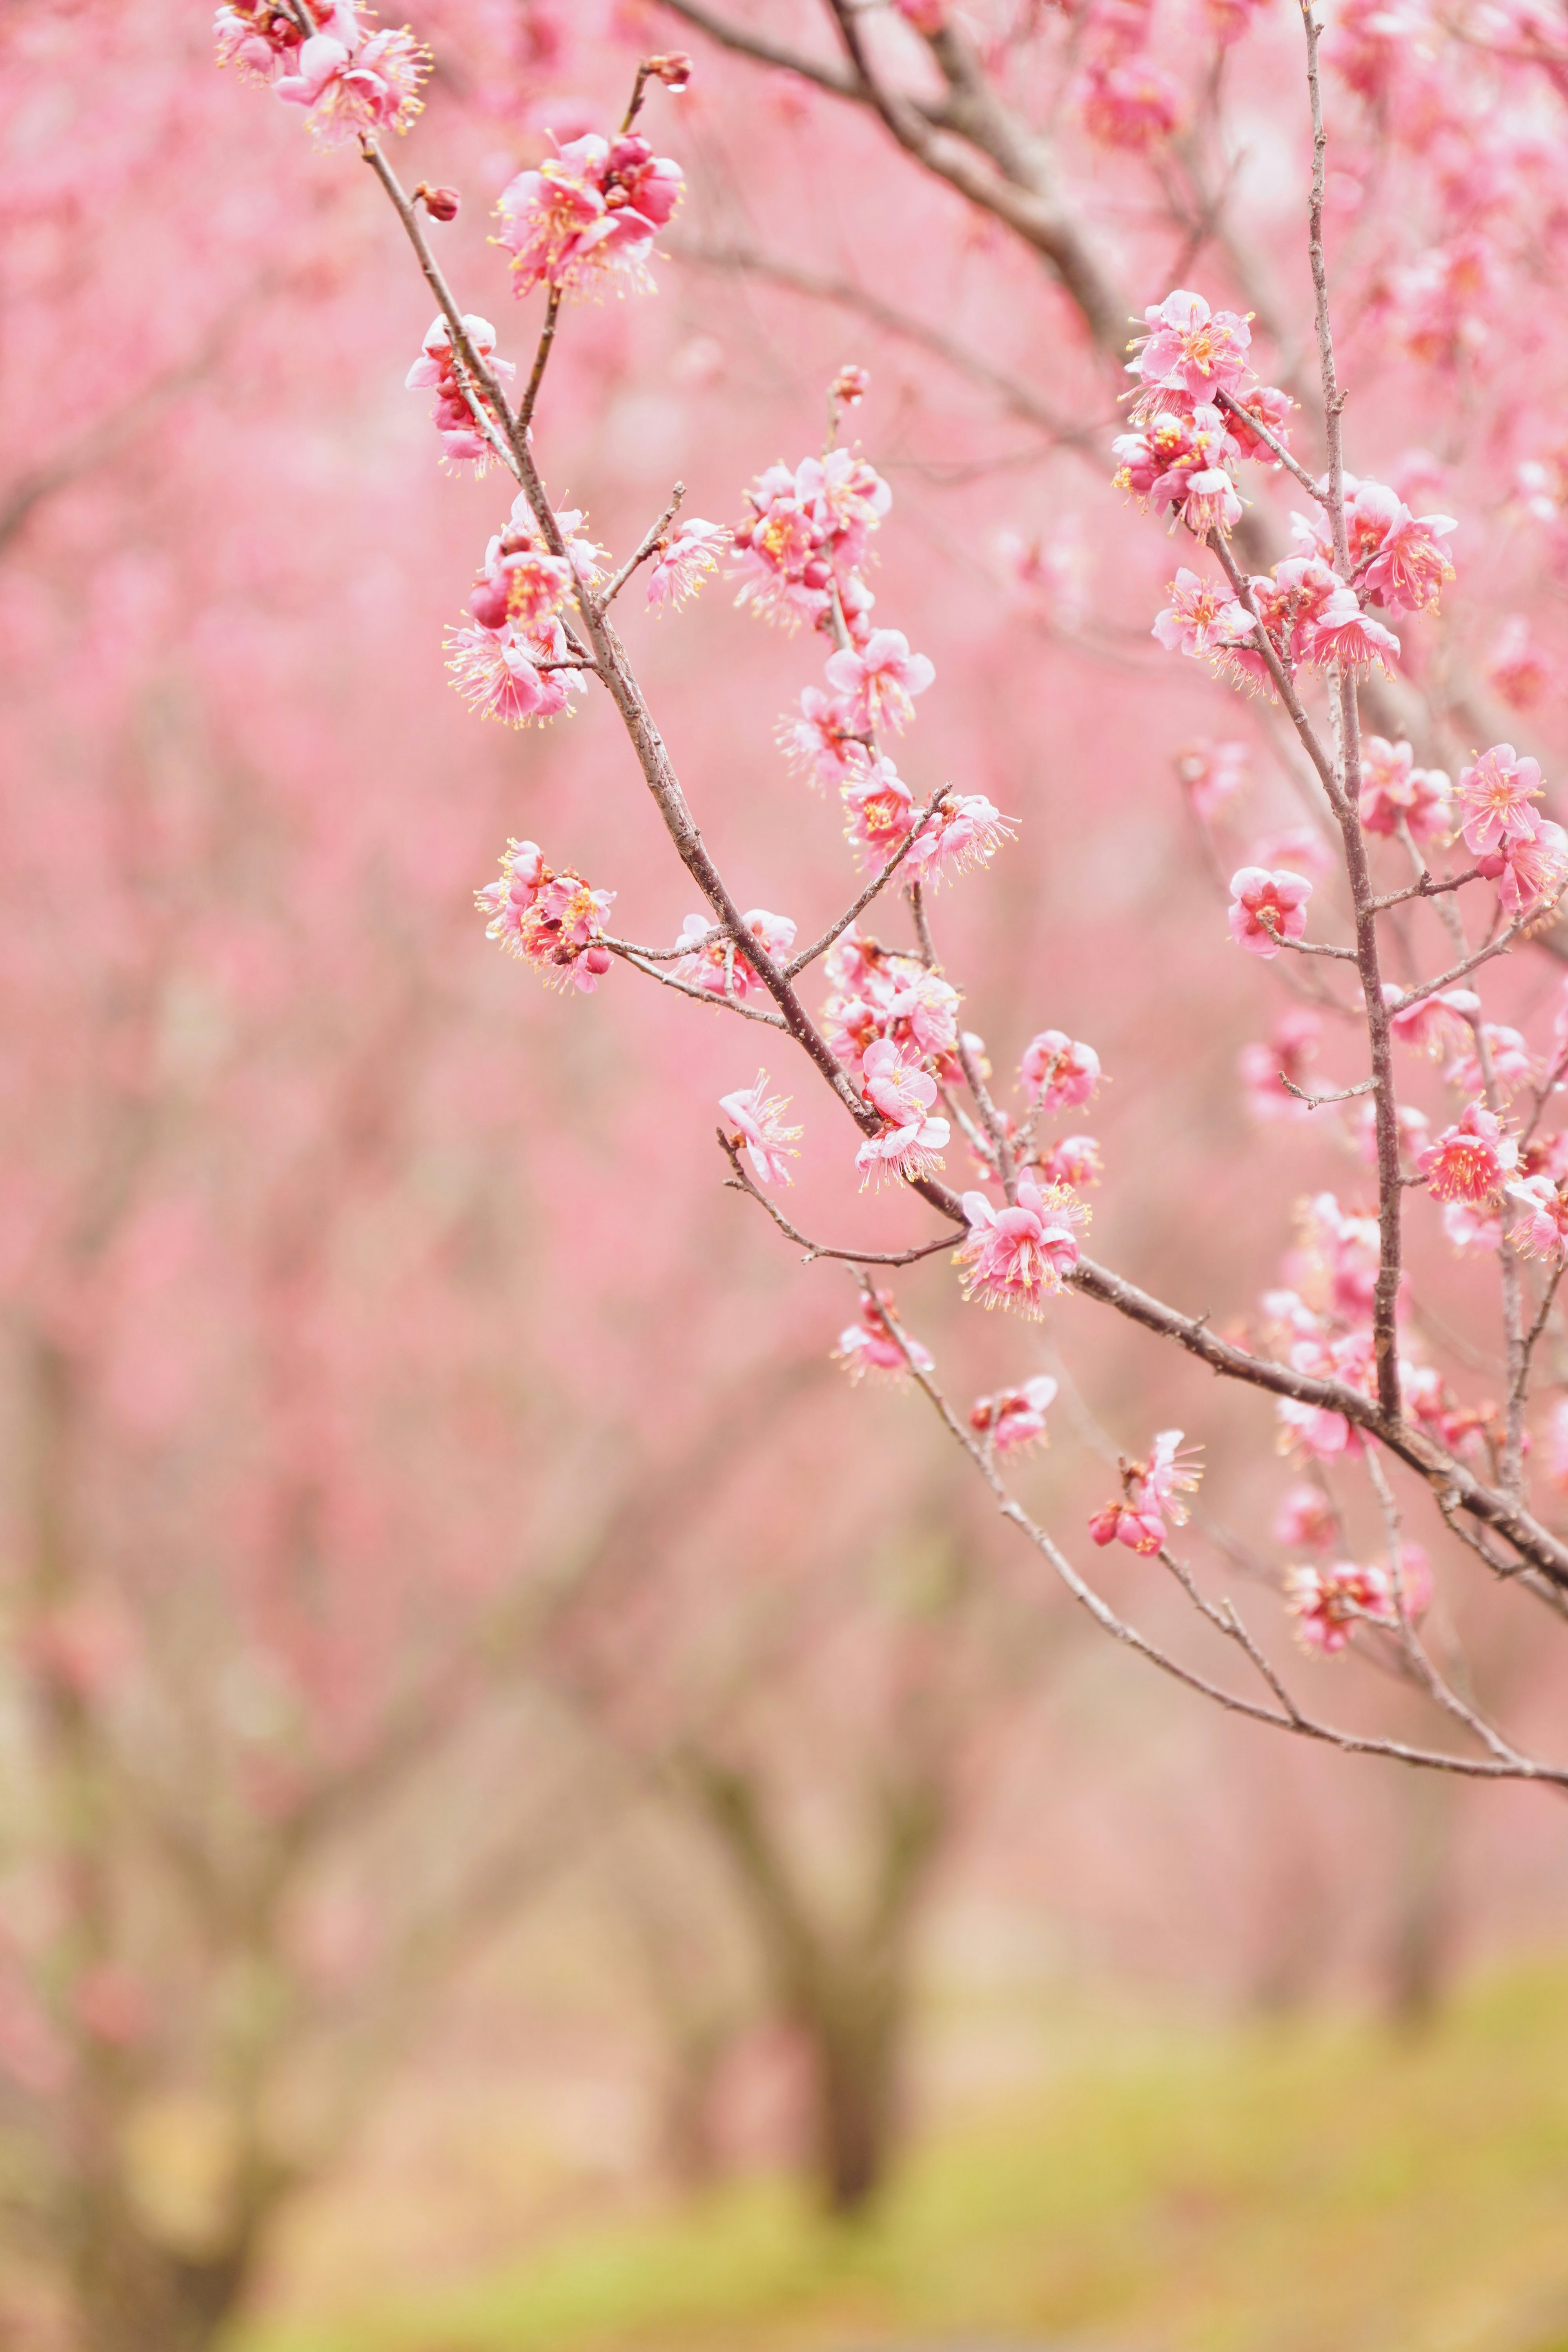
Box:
(829, 362), (872, 410)
(1175, 738), (1250, 820)
(1274, 1485), (1337, 1549)
(1020, 1030), (1101, 1111)
(1239, 1008), (1321, 1119)
(1227, 865), (1312, 958)
(1153, 568), (1256, 660)
(1304, 586), (1400, 676)
(494, 132), (684, 299)
(405, 315), (515, 472)
(215, 1), (359, 82)
(906, 794), (1018, 886)
(1131, 289), (1254, 404)
(1285, 1560), (1394, 1653)
(646, 519), (731, 612)
(855, 1040), (950, 1185)
(1455, 744), (1545, 854)
(776, 687), (863, 788)
(1485, 616), (1552, 711)
(1419, 1100), (1517, 1204)
(1350, 1093), (1424, 1178)
(1547, 1398), (1568, 1492)
(953, 1175), (1085, 1317)
(1508, 1174), (1568, 1260)
(1248, 825), (1332, 876)
(1443, 1198), (1503, 1255)
(719, 1072), (802, 1186)
(733, 453), (891, 629)
(834, 1291), (935, 1384)
(841, 756), (918, 864)
(1088, 1428), (1202, 1556)
(1387, 984), (1479, 1060)
(274, 24), (430, 145)
(1089, 1499), (1169, 1555)
(970, 1374), (1059, 1454)
(445, 625), (574, 728)
(1443, 1022), (1535, 1098)
(1223, 385), (1295, 462)
(1179, 466), (1244, 539)
(1348, 482), (1457, 615)
(476, 840), (614, 993)
(1357, 736), (1452, 842)
(823, 630), (935, 734)
(671, 908), (796, 1002)
(1479, 820), (1568, 920)
(1081, 58), (1183, 149)
(1036, 1134), (1104, 1187)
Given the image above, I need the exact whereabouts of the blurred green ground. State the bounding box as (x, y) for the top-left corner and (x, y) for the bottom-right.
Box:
(236, 1960), (1568, 2352)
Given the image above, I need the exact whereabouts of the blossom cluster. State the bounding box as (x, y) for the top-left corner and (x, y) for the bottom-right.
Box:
(474, 840), (613, 993)
(1089, 1430), (1204, 1555)
(495, 132), (684, 301)
(405, 314), (514, 472)
(214, 1), (428, 144)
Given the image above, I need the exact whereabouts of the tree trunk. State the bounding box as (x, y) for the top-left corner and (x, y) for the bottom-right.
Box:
(807, 1993), (902, 2215)
(69, 2196), (257, 2352)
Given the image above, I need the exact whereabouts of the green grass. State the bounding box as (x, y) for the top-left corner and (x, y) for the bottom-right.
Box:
(236, 1960), (1568, 2352)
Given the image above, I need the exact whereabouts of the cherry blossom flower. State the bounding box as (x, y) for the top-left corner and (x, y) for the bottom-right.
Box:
(1180, 466), (1244, 538)
(1479, 820), (1568, 920)
(1088, 1428), (1202, 1555)
(1348, 483), (1457, 614)
(1036, 1134), (1104, 1187)
(953, 1175), (1085, 1316)
(1357, 736), (1453, 842)
(1131, 291), (1253, 405)
(1020, 1031), (1101, 1111)
(1274, 1485), (1337, 1549)
(1248, 825), (1332, 876)
(646, 519), (732, 612)
(1153, 568), (1257, 660)
(719, 1073), (802, 1186)
(405, 315), (514, 471)
(494, 132), (684, 299)
(1239, 1007), (1322, 1118)
(1175, 738), (1249, 820)
(905, 794), (1018, 886)
(1227, 865), (1312, 958)
(476, 841), (613, 993)
(1443, 1022), (1535, 1098)
(777, 687), (863, 788)
(969, 1374), (1059, 1454)
(829, 362), (872, 408)
(841, 757), (918, 865)
(215, 1), (359, 81)
(1285, 1560), (1392, 1653)
(1419, 1100), (1517, 1203)
(1223, 386), (1296, 462)
(855, 1041), (950, 1185)
(823, 630), (935, 735)
(1485, 616), (1552, 710)
(833, 1291), (934, 1384)
(671, 908), (796, 1001)
(1304, 586), (1401, 676)
(1081, 58), (1183, 149)
(1387, 984), (1479, 1058)
(274, 22), (430, 144)
(1454, 744), (1545, 854)
(1507, 1174), (1568, 1259)
(1443, 1198), (1503, 1255)
(445, 624), (575, 728)
(733, 451), (891, 629)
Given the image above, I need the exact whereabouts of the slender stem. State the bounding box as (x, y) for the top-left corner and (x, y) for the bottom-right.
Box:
(719, 1135), (964, 1263)
(596, 488), (685, 615)
(784, 800), (948, 978)
(518, 287), (564, 436)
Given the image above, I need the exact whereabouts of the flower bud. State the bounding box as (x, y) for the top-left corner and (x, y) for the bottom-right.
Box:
(647, 52), (693, 90)
(415, 182), (461, 222)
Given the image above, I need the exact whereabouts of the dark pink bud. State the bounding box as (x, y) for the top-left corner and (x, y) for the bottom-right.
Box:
(647, 51), (693, 90)
(415, 182), (461, 222)
(468, 576), (510, 631)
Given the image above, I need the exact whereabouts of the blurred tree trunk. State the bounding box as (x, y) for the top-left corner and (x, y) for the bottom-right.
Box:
(69, 2205), (259, 2352)
(684, 1754), (944, 2216)
(1385, 1769), (1455, 2031)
